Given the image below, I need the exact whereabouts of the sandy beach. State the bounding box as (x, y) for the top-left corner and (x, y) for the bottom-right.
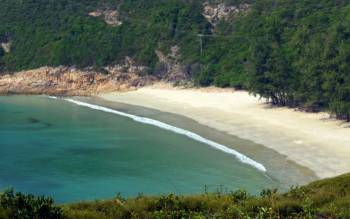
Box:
(99, 83), (350, 179)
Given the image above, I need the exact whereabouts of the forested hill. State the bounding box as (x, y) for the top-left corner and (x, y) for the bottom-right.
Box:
(1, 0), (350, 119)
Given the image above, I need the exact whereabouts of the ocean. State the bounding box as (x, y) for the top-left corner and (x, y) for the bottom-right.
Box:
(0, 95), (281, 203)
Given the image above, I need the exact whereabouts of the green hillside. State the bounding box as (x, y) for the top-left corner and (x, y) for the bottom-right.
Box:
(1, 173), (350, 218)
(1, 0), (350, 119)
(0, 0), (205, 71)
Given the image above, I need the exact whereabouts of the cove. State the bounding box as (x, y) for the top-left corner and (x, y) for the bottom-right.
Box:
(0, 96), (280, 203)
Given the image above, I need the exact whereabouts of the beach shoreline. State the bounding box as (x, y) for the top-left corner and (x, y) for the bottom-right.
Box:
(75, 95), (318, 187)
(98, 83), (350, 179)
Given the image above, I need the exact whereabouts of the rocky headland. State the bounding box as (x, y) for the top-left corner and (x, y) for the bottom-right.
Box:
(0, 66), (155, 96)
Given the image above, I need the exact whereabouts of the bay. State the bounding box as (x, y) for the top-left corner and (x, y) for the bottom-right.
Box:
(0, 96), (279, 203)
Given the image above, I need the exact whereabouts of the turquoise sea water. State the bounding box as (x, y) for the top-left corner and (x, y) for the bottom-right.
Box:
(0, 96), (280, 203)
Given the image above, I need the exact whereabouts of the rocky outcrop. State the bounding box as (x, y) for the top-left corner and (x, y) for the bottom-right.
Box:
(107, 57), (148, 75)
(1, 42), (11, 53)
(154, 46), (191, 82)
(202, 2), (250, 26)
(0, 66), (155, 96)
(89, 10), (122, 26)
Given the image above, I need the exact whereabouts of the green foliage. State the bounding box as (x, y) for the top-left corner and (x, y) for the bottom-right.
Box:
(241, 0), (350, 119)
(0, 48), (4, 58)
(0, 189), (63, 219)
(0, 0), (208, 72)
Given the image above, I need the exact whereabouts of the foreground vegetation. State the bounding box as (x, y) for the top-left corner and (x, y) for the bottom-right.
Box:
(1, 173), (350, 218)
(1, 0), (350, 118)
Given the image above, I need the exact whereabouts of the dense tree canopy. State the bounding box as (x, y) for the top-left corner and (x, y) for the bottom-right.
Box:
(0, 0), (209, 71)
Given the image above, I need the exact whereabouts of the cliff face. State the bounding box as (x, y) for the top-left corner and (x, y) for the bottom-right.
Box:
(202, 2), (250, 26)
(88, 10), (122, 26)
(0, 67), (155, 96)
(155, 46), (192, 82)
(1, 42), (11, 53)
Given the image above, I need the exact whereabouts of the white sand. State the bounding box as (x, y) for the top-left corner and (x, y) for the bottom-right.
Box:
(100, 83), (350, 179)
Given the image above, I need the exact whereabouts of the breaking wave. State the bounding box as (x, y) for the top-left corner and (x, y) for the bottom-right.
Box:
(62, 98), (267, 172)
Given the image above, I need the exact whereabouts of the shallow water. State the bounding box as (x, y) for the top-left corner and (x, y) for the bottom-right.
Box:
(0, 96), (281, 203)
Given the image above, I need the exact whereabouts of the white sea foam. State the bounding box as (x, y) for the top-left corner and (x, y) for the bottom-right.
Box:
(62, 98), (267, 172)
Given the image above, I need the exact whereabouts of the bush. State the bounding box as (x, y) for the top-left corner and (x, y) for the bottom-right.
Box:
(0, 189), (63, 219)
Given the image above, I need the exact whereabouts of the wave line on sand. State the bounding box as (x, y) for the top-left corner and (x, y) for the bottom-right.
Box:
(62, 98), (267, 172)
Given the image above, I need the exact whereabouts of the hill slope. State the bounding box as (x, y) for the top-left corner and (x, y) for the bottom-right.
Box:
(1, 0), (350, 118)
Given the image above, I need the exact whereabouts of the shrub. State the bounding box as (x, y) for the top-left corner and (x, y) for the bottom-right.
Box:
(0, 189), (63, 219)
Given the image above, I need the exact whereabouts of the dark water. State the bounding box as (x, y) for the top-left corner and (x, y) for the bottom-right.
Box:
(0, 96), (280, 203)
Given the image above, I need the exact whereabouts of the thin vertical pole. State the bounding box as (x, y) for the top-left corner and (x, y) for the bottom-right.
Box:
(198, 34), (203, 56)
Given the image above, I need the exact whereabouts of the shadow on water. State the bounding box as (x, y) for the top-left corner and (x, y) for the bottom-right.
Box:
(27, 117), (53, 128)
(28, 117), (41, 124)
